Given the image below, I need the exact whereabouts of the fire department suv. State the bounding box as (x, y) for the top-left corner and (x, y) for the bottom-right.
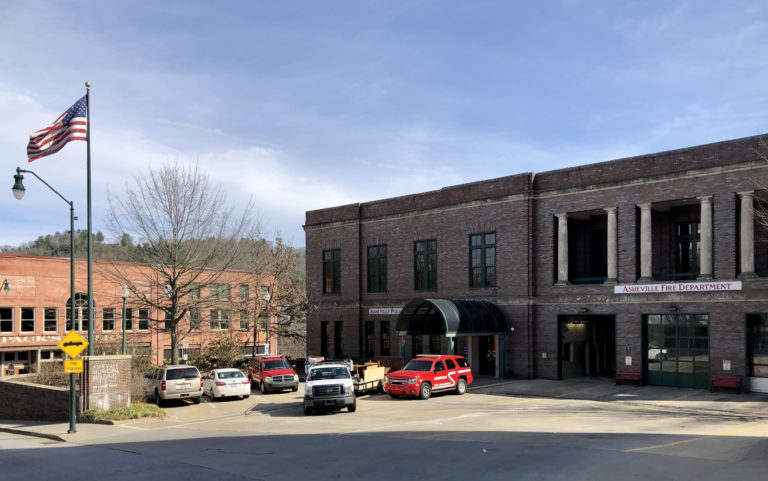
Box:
(383, 354), (473, 400)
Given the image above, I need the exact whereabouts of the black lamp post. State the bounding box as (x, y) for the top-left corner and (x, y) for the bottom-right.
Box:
(12, 166), (77, 434)
(261, 288), (271, 355)
(121, 286), (129, 354)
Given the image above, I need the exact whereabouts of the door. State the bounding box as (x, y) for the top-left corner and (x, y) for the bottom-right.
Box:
(645, 314), (709, 389)
(747, 314), (768, 393)
(478, 336), (495, 375)
(432, 360), (453, 390)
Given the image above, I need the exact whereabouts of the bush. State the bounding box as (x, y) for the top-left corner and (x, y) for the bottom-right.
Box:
(82, 403), (166, 422)
(35, 361), (69, 387)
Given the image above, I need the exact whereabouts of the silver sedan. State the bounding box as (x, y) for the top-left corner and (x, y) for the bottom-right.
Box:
(203, 368), (251, 400)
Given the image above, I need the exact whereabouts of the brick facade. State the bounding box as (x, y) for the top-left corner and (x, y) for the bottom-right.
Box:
(305, 134), (768, 390)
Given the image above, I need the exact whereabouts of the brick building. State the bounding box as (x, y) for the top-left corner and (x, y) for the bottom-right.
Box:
(0, 254), (278, 375)
(304, 134), (768, 392)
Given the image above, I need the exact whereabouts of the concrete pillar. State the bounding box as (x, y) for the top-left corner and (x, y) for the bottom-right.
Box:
(605, 207), (618, 284)
(739, 191), (757, 279)
(638, 202), (653, 282)
(556, 213), (570, 285)
(698, 196), (713, 280)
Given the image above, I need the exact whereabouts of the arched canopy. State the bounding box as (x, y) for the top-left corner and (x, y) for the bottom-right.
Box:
(396, 298), (509, 337)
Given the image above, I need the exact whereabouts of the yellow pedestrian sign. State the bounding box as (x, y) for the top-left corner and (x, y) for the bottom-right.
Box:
(64, 359), (83, 373)
(58, 330), (88, 359)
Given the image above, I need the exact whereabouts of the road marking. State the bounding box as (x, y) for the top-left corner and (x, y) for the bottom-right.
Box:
(624, 422), (768, 452)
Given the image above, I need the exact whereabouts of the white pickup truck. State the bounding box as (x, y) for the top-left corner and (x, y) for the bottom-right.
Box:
(303, 361), (356, 415)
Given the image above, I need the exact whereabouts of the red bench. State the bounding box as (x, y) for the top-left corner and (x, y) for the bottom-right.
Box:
(615, 369), (641, 386)
(711, 375), (741, 393)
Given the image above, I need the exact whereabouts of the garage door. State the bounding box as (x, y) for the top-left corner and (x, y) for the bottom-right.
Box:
(644, 314), (709, 389)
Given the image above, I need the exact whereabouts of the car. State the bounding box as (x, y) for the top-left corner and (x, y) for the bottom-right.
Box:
(303, 361), (356, 415)
(248, 356), (300, 394)
(145, 364), (203, 406)
(203, 368), (251, 400)
(384, 354), (473, 400)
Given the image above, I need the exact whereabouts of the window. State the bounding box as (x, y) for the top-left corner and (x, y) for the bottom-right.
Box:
(210, 309), (230, 330)
(44, 308), (57, 333)
(189, 308), (200, 330)
(190, 285), (199, 299)
(208, 284), (229, 300)
(66, 294), (89, 332)
(239, 284), (249, 301)
(365, 321), (375, 358)
(21, 307), (35, 333)
(675, 222), (700, 280)
(445, 358), (457, 369)
(380, 321), (391, 356)
(163, 311), (172, 332)
(0, 308), (13, 333)
(367, 245), (388, 293)
(323, 249), (341, 294)
(334, 320), (344, 357)
(124, 308), (134, 331)
(414, 240), (437, 290)
(239, 309), (249, 330)
(470, 233), (496, 288)
(320, 321), (330, 357)
(138, 308), (150, 331)
(102, 308), (115, 332)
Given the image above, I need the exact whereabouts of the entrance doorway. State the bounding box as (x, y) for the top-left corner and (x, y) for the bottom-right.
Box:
(559, 315), (616, 379)
(478, 335), (496, 375)
(644, 314), (709, 389)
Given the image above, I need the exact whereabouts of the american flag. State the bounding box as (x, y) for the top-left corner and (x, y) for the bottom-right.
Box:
(27, 95), (87, 162)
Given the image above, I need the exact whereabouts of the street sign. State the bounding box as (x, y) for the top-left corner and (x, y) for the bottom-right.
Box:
(64, 359), (83, 373)
(58, 330), (89, 359)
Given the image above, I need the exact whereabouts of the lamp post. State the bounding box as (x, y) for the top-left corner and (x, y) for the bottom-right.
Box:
(261, 288), (271, 356)
(12, 167), (77, 434)
(121, 286), (129, 354)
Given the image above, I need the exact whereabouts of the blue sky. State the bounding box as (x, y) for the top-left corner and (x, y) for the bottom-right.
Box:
(1, 1), (767, 248)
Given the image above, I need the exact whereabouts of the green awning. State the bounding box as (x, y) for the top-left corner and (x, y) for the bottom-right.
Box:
(396, 298), (509, 337)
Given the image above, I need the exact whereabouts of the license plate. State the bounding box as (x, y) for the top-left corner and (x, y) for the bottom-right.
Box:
(178, 383), (190, 389)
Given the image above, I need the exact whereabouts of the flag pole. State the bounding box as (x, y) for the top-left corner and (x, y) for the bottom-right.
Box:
(85, 81), (94, 356)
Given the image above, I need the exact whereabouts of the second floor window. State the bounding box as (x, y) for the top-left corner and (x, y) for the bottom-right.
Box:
(367, 245), (388, 293)
(125, 308), (134, 331)
(44, 308), (57, 333)
(21, 307), (35, 333)
(103, 308), (115, 332)
(676, 221), (700, 280)
(210, 309), (230, 330)
(239, 309), (249, 330)
(1, 307), (13, 333)
(470, 233), (496, 288)
(323, 249), (341, 294)
(138, 308), (150, 331)
(414, 240), (437, 290)
(189, 308), (200, 330)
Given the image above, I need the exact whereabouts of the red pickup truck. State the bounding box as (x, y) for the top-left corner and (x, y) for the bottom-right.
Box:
(248, 356), (299, 394)
(383, 354), (473, 400)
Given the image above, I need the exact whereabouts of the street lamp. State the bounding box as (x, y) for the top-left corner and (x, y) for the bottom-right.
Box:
(12, 166), (77, 434)
(261, 287), (271, 356)
(121, 286), (130, 354)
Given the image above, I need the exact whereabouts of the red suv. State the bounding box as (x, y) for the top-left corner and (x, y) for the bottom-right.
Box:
(248, 356), (299, 394)
(384, 354), (473, 400)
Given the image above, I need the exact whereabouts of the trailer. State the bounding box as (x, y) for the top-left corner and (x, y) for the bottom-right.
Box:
(352, 362), (387, 395)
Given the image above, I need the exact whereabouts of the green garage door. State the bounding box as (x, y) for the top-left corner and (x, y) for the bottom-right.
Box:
(645, 314), (709, 389)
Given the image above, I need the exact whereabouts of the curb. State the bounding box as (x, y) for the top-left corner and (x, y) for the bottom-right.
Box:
(0, 426), (67, 443)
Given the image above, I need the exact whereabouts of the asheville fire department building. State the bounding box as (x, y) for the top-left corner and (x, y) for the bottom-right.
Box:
(304, 134), (768, 392)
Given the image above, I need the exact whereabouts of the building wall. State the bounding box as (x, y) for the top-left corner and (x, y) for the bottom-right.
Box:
(305, 133), (768, 383)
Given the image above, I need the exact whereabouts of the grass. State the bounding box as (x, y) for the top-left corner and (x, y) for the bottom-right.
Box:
(81, 403), (167, 422)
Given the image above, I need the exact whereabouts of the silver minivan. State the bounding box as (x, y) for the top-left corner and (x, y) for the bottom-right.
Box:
(146, 365), (203, 406)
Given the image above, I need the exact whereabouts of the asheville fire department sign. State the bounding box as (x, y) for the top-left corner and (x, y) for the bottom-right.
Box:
(614, 281), (741, 294)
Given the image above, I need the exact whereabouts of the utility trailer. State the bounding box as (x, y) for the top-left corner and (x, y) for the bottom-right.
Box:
(352, 362), (387, 395)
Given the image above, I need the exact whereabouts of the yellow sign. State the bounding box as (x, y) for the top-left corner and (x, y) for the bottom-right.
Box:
(64, 359), (83, 373)
(58, 330), (89, 359)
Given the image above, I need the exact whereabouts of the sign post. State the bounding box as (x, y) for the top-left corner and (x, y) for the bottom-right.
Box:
(58, 330), (88, 434)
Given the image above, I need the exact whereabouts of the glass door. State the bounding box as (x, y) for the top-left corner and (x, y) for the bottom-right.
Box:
(645, 314), (709, 389)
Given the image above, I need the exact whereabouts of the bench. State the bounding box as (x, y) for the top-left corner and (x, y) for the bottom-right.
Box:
(711, 375), (741, 393)
(615, 369), (641, 386)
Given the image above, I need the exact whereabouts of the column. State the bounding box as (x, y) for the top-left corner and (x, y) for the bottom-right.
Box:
(605, 207), (618, 284)
(556, 213), (570, 285)
(638, 203), (653, 282)
(739, 191), (757, 279)
(698, 196), (713, 280)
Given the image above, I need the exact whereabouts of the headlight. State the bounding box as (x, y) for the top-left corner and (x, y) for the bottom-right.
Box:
(305, 387), (313, 398)
(345, 384), (353, 394)
(293, 374), (299, 382)
(407, 378), (417, 384)
(265, 377), (273, 383)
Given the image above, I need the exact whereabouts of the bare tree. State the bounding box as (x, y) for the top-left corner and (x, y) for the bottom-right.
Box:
(105, 161), (260, 364)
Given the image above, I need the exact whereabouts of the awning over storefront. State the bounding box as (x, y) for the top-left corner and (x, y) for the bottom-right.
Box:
(396, 298), (509, 337)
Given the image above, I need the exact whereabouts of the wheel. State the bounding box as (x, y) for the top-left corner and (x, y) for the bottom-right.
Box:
(249, 375), (255, 388)
(193, 396), (201, 404)
(209, 389), (216, 401)
(455, 378), (467, 395)
(348, 398), (357, 412)
(243, 394), (250, 399)
(304, 405), (313, 415)
(418, 382), (431, 400)
(260, 382), (268, 394)
(292, 385), (299, 392)
(155, 390), (163, 407)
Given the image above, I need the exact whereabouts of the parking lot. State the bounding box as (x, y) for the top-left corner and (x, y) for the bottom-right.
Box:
(4, 377), (768, 480)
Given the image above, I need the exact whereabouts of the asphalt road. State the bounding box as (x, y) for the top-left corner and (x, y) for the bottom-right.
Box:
(2, 379), (768, 480)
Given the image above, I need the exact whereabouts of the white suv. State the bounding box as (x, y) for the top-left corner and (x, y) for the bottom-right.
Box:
(146, 365), (203, 406)
(303, 362), (356, 415)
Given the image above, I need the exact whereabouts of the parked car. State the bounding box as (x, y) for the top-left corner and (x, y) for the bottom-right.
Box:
(248, 356), (299, 394)
(145, 364), (203, 406)
(203, 368), (251, 400)
(384, 354), (473, 400)
(303, 361), (356, 415)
